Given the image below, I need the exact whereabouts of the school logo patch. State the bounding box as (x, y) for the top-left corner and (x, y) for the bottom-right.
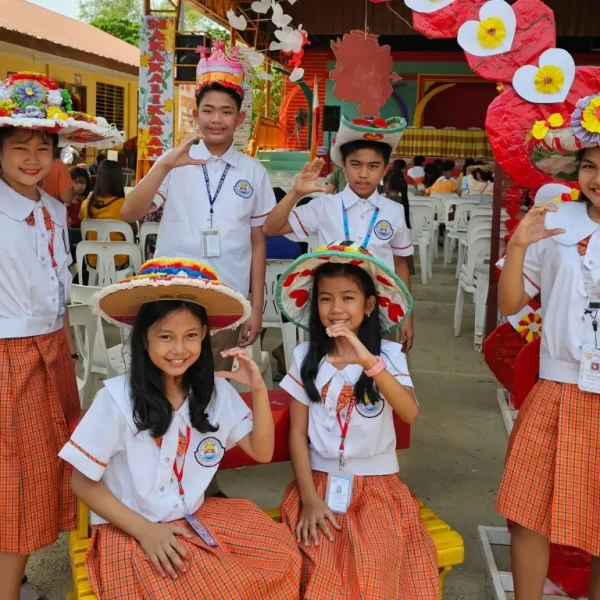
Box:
(194, 437), (225, 467)
(356, 396), (385, 418)
(374, 220), (394, 241)
(234, 179), (253, 198)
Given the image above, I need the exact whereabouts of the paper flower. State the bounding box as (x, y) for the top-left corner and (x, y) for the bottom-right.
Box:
(140, 53), (151, 68)
(240, 47), (265, 68)
(47, 89), (64, 106)
(47, 106), (68, 121)
(457, 0), (516, 57)
(534, 183), (579, 205)
(163, 98), (174, 113)
(531, 113), (564, 141)
(61, 89), (73, 112)
(13, 80), (46, 107)
(572, 94), (600, 145)
(67, 111), (95, 123)
(516, 311), (542, 343)
(289, 67), (304, 82)
(535, 155), (579, 177)
(0, 99), (16, 117)
(271, 2), (292, 27)
(513, 49), (575, 104)
(256, 70), (275, 81)
(0, 85), (11, 101)
(404, 0), (456, 14)
(138, 127), (152, 159)
(251, 0), (270, 13)
(554, 189), (580, 202)
(227, 9), (247, 31)
(13, 106), (45, 119)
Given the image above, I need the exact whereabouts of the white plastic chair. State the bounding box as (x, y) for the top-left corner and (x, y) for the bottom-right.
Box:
(443, 201), (479, 268)
(408, 203), (435, 285)
(76, 241), (142, 286)
(411, 197), (440, 259)
(68, 303), (97, 409)
(139, 222), (160, 261)
(231, 339), (274, 392)
(81, 219), (135, 244)
(455, 214), (493, 279)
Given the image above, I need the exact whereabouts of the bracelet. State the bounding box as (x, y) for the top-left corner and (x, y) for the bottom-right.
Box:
(364, 356), (386, 378)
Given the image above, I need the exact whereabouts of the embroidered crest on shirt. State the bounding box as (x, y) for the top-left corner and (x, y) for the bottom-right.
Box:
(234, 180), (253, 199)
(374, 219), (394, 241)
(194, 437), (225, 467)
(322, 382), (384, 417)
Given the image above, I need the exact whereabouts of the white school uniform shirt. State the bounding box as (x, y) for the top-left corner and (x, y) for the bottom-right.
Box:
(59, 375), (253, 525)
(280, 340), (413, 476)
(510, 202), (600, 384)
(407, 166), (425, 183)
(0, 178), (71, 338)
(152, 141), (276, 296)
(288, 186), (414, 270)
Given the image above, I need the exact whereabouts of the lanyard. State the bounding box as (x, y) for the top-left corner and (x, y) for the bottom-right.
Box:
(336, 396), (356, 471)
(579, 244), (600, 347)
(202, 164), (230, 227)
(341, 199), (379, 247)
(172, 426), (192, 510)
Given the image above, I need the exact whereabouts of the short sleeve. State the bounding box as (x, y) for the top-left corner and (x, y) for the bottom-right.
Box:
(496, 243), (543, 298)
(390, 208), (414, 257)
(251, 167), (276, 227)
(149, 151), (175, 210)
(288, 196), (322, 240)
(58, 387), (123, 481)
(280, 344), (310, 405)
(381, 344), (413, 389)
(223, 384), (254, 449)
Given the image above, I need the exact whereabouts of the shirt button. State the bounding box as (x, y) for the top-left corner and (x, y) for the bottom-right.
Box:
(48, 322), (53, 328)
(41, 257), (46, 264)
(174, 503), (179, 509)
(52, 298), (56, 303)
(170, 478), (174, 484)
(160, 486), (165, 492)
(164, 457), (171, 463)
(51, 276), (55, 282)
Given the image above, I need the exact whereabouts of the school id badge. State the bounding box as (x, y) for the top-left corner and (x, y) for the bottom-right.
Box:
(325, 472), (354, 515)
(201, 228), (221, 258)
(184, 512), (219, 547)
(579, 345), (600, 394)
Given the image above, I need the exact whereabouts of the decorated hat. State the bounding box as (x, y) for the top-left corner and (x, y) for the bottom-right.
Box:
(0, 72), (124, 148)
(330, 115), (408, 168)
(276, 241), (413, 335)
(92, 258), (251, 335)
(196, 41), (245, 99)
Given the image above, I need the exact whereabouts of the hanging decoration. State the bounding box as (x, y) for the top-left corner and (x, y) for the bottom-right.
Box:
(412, 0), (485, 39)
(404, 0), (456, 14)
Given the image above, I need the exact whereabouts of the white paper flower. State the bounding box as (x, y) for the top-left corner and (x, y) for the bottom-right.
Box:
(227, 9), (247, 31)
(96, 116), (108, 127)
(271, 26), (305, 53)
(271, 1), (292, 27)
(289, 67), (304, 82)
(251, 0), (271, 13)
(457, 0), (516, 57)
(513, 48), (575, 104)
(404, 0), (456, 14)
(47, 89), (64, 106)
(240, 47), (265, 68)
(0, 85), (11, 101)
(256, 71), (275, 81)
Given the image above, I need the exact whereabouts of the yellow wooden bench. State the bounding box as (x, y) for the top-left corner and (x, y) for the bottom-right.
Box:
(66, 498), (463, 600)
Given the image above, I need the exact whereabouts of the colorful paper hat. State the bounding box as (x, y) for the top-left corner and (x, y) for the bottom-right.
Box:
(196, 41), (245, 99)
(331, 115), (407, 168)
(276, 241), (413, 335)
(0, 72), (124, 149)
(92, 258), (251, 335)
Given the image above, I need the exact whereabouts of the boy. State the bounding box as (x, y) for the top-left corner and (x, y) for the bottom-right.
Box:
(263, 115), (415, 351)
(406, 155), (425, 188)
(122, 43), (274, 371)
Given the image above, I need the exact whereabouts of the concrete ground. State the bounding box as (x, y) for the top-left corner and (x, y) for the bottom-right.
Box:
(26, 258), (511, 600)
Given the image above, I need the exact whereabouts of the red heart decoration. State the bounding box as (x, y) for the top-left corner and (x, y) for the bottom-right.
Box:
(486, 66), (600, 190)
(464, 0), (556, 84)
(376, 274), (393, 287)
(388, 302), (405, 324)
(412, 0), (486, 40)
(289, 289), (309, 308)
(283, 272), (300, 288)
(349, 259), (365, 266)
(363, 133), (385, 141)
(378, 296), (390, 308)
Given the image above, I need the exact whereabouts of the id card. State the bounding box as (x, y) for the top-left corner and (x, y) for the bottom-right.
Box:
(579, 345), (600, 394)
(202, 229), (221, 258)
(57, 279), (66, 318)
(325, 472), (354, 515)
(184, 512), (218, 547)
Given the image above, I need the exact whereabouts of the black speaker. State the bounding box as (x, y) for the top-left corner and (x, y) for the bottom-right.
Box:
(175, 34), (211, 83)
(323, 105), (341, 132)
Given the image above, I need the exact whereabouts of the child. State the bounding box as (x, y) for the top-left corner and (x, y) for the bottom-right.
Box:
(67, 166), (90, 246)
(263, 115), (416, 351)
(0, 71), (123, 600)
(407, 155), (426, 188)
(59, 258), (301, 599)
(424, 160), (458, 195)
(275, 241), (439, 599)
(122, 41), (275, 371)
(497, 142), (600, 598)
(384, 170), (415, 276)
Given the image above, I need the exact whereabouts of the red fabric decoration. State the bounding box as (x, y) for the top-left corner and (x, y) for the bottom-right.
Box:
(330, 31), (398, 117)
(412, 0), (486, 40)
(282, 29), (311, 69)
(289, 289), (309, 308)
(388, 302), (405, 323)
(376, 274), (393, 287)
(463, 0), (556, 85)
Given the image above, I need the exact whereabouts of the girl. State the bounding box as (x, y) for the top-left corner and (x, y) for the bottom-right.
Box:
(276, 241), (439, 599)
(0, 71), (123, 600)
(59, 258), (301, 599)
(497, 143), (600, 599)
(67, 166), (90, 246)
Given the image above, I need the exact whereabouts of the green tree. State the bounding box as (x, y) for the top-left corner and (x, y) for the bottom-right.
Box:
(89, 16), (140, 45)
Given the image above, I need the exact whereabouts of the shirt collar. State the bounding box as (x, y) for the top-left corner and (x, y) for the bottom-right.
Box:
(546, 201), (600, 245)
(0, 177), (39, 220)
(191, 140), (239, 167)
(340, 184), (380, 210)
(315, 358), (364, 390)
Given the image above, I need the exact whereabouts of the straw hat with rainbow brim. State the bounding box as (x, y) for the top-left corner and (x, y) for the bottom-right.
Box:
(91, 258), (251, 335)
(0, 72), (124, 149)
(276, 241), (413, 336)
(330, 115), (408, 169)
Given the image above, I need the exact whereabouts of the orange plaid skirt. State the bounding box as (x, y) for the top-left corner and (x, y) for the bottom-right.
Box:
(86, 498), (302, 599)
(497, 379), (600, 555)
(0, 329), (79, 553)
(280, 472), (439, 600)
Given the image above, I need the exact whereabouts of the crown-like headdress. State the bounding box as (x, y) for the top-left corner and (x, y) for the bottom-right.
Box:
(196, 41), (245, 99)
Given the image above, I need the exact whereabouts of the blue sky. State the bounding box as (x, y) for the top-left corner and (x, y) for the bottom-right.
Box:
(27, 0), (80, 19)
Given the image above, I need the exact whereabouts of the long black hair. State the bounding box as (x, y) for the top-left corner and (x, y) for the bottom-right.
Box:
(87, 159), (125, 218)
(129, 300), (218, 438)
(300, 262), (382, 406)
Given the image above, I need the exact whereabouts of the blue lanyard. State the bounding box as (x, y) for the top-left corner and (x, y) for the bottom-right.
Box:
(341, 200), (380, 247)
(202, 164), (230, 227)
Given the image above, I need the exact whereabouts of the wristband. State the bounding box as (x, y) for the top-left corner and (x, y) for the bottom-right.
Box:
(364, 356), (386, 378)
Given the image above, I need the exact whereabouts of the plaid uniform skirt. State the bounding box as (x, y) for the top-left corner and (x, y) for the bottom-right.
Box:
(280, 472), (439, 600)
(0, 329), (79, 553)
(497, 379), (600, 555)
(86, 498), (302, 599)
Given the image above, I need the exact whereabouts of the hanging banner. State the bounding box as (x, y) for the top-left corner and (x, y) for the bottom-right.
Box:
(137, 15), (175, 176)
(178, 84), (196, 145)
(234, 54), (255, 151)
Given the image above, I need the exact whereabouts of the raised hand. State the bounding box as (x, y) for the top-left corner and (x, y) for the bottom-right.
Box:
(217, 347), (266, 392)
(292, 158), (328, 197)
(160, 131), (207, 170)
(325, 324), (377, 370)
(296, 494), (341, 546)
(137, 521), (192, 579)
(510, 203), (566, 249)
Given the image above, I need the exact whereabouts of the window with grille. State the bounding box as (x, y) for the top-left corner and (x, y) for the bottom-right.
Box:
(95, 82), (125, 131)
